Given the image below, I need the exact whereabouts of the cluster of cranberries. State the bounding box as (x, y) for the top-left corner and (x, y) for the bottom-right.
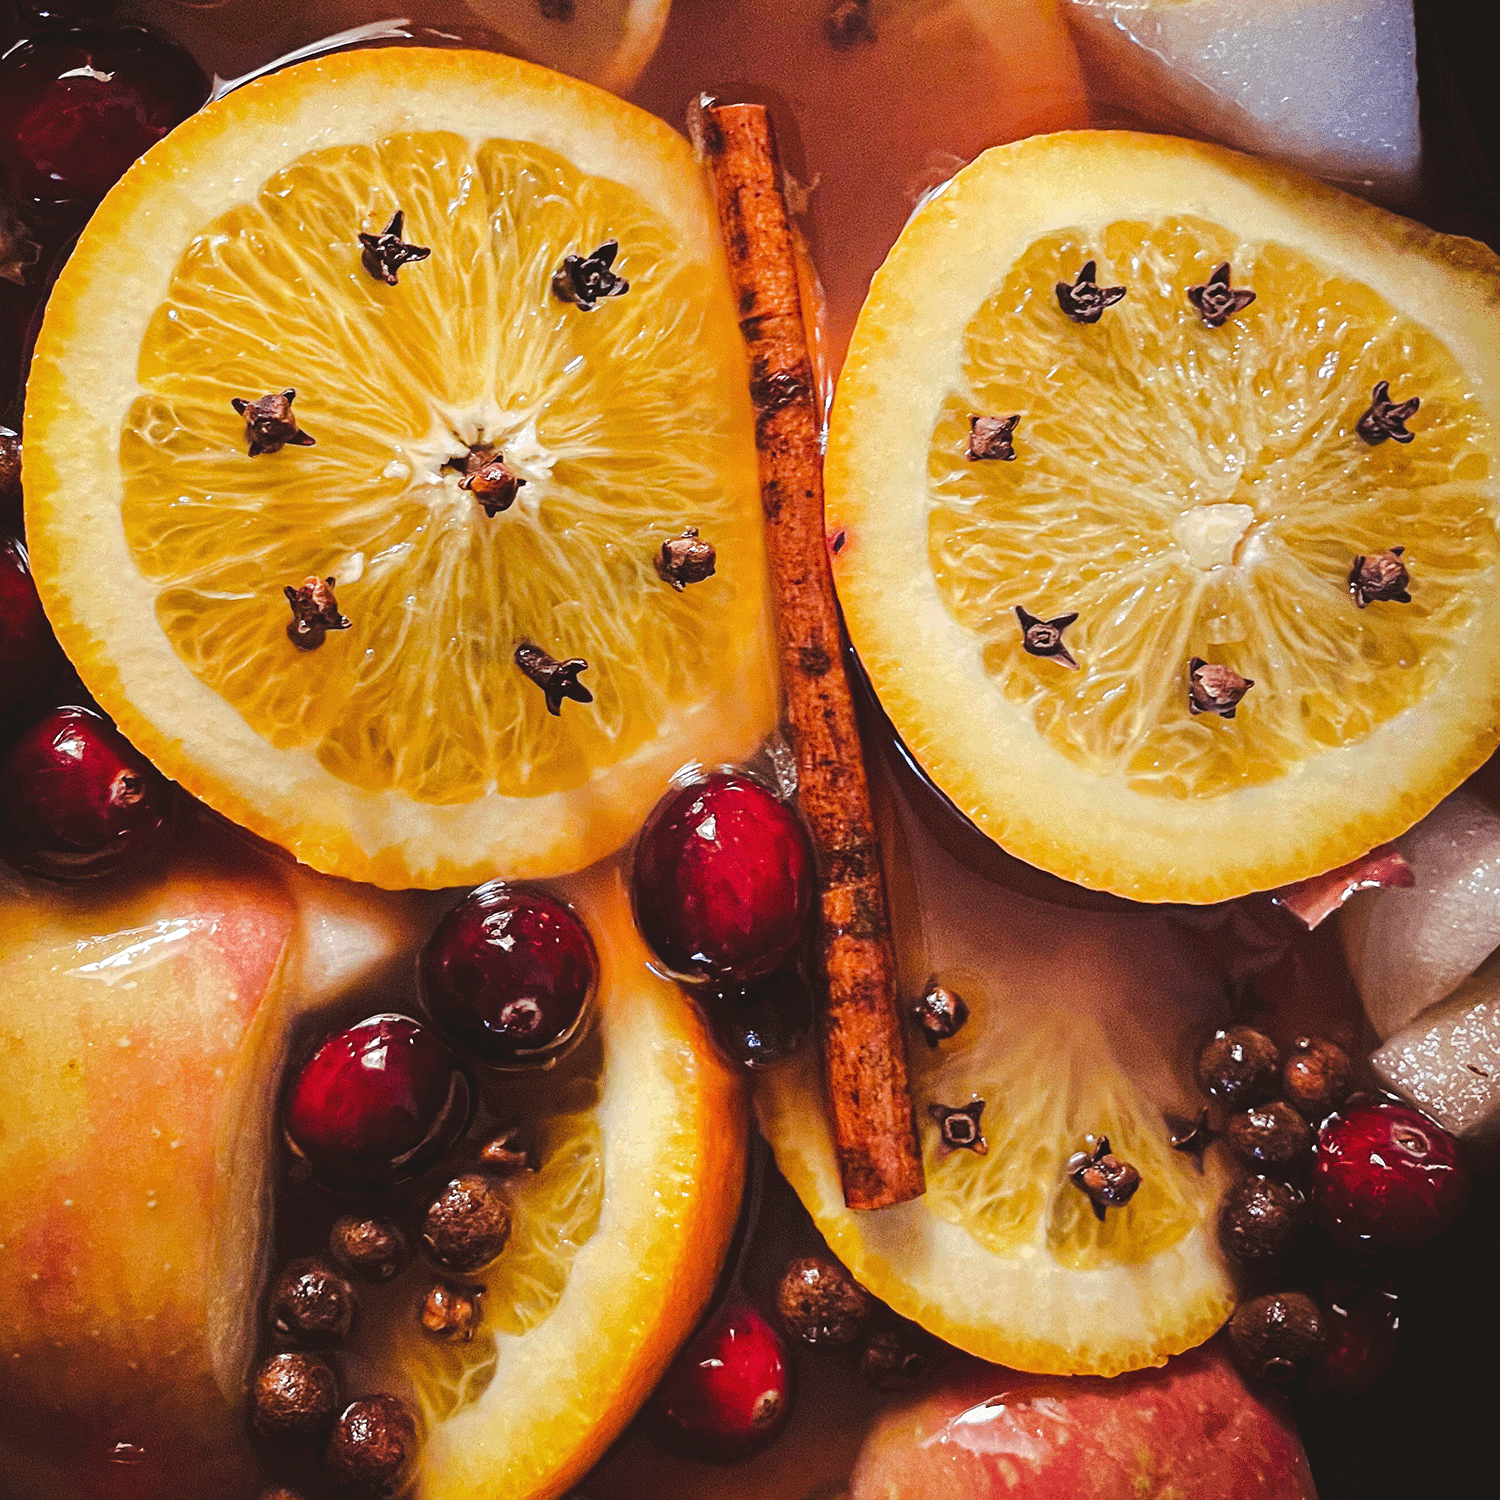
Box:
(1191, 1024), (1470, 1392)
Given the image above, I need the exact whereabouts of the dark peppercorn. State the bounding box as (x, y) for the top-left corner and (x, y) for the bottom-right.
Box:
(268, 1258), (356, 1348)
(1224, 1100), (1313, 1172)
(1218, 1175), (1306, 1265)
(250, 1351), (339, 1443)
(421, 1173), (512, 1274)
(1196, 1026), (1280, 1108)
(1282, 1036), (1353, 1119)
(330, 1215), (410, 1284)
(419, 1281), (484, 1342)
(860, 1315), (941, 1392)
(775, 1254), (874, 1347)
(325, 1394), (417, 1499)
(909, 983), (970, 1047)
(1228, 1291), (1326, 1384)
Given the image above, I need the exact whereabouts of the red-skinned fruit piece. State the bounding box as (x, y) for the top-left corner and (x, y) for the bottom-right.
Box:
(1313, 1099), (1469, 1250)
(652, 1297), (793, 1461)
(419, 882), (596, 1067)
(632, 772), (813, 984)
(1, 534), (58, 712)
(0, 27), (208, 205)
(283, 1014), (472, 1192)
(0, 703), (172, 880)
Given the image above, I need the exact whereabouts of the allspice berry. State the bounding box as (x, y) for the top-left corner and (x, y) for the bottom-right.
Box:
(1282, 1035), (1353, 1119)
(909, 983), (970, 1048)
(420, 1281), (484, 1342)
(1218, 1175), (1306, 1265)
(330, 1215), (410, 1285)
(1228, 1291), (1326, 1384)
(268, 1258), (356, 1348)
(1196, 1026), (1280, 1108)
(250, 1351), (339, 1443)
(1225, 1100), (1313, 1172)
(421, 1173), (512, 1274)
(775, 1254), (874, 1347)
(860, 1316), (941, 1392)
(325, 1394), (417, 1499)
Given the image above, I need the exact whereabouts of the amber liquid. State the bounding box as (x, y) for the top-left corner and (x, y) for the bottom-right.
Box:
(27, 2), (1500, 1496)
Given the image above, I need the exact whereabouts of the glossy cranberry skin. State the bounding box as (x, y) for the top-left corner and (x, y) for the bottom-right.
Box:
(0, 704), (171, 879)
(284, 1014), (472, 1192)
(0, 28), (208, 205)
(1313, 1099), (1469, 1250)
(653, 1298), (792, 1461)
(420, 882), (597, 1067)
(632, 773), (813, 984)
(0, 535), (57, 711)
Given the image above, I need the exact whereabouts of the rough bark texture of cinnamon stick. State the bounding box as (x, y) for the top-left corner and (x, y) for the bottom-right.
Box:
(697, 102), (924, 1211)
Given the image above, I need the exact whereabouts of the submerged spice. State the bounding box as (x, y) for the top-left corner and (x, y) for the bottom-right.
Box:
(909, 982), (969, 1048)
(1066, 1134), (1142, 1221)
(232, 389), (315, 456)
(358, 209), (430, 286)
(1356, 381), (1420, 445)
(515, 640), (593, 715)
(1016, 606), (1079, 669)
(1187, 262), (1256, 327)
(419, 1282), (484, 1342)
(1166, 1106), (1216, 1173)
(824, 0), (876, 48)
(552, 240), (629, 310)
(1188, 657), (1253, 718)
(1055, 260), (1125, 324)
(1348, 546), (1410, 607)
(284, 576), (351, 651)
(928, 1100), (987, 1155)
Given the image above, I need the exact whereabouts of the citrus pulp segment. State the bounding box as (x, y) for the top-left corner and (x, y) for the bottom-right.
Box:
(24, 47), (777, 888)
(827, 131), (1500, 902)
(344, 863), (746, 1500)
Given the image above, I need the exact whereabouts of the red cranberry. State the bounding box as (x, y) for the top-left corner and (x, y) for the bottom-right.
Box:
(1313, 1099), (1469, 1250)
(419, 882), (596, 1067)
(702, 966), (814, 1070)
(0, 28), (208, 205)
(284, 1014), (471, 1192)
(653, 1298), (792, 1461)
(1310, 1281), (1399, 1397)
(632, 773), (813, 984)
(0, 704), (171, 880)
(1, 534), (58, 711)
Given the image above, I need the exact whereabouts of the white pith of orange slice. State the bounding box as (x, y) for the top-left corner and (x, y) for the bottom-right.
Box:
(463, 0), (672, 92)
(24, 46), (777, 889)
(826, 130), (1500, 903)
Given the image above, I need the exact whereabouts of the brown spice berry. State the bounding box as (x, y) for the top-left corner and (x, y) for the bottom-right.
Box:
(325, 1394), (417, 1499)
(775, 1254), (874, 1347)
(421, 1173), (512, 1273)
(329, 1215), (410, 1284)
(478, 1122), (538, 1175)
(419, 1281), (484, 1342)
(1228, 1291), (1326, 1384)
(1282, 1035), (1353, 1119)
(1225, 1100), (1313, 1172)
(859, 1316), (940, 1392)
(1196, 1025), (1280, 1109)
(268, 1258), (356, 1349)
(1217, 1175), (1306, 1265)
(909, 982), (969, 1047)
(232, 389), (315, 456)
(250, 1351), (339, 1443)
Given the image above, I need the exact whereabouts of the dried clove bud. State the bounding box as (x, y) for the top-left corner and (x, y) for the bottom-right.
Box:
(1016, 606), (1079, 669)
(552, 239), (629, 310)
(284, 575), (352, 650)
(1356, 381), (1420, 445)
(1066, 1134), (1142, 1221)
(1187, 262), (1256, 327)
(928, 1100), (987, 1155)
(824, 0), (876, 48)
(421, 1173), (512, 1274)
(325, 1394), (417, 1500)
(460, 448), (525, 516)
(515, 640), (593, 715)
(419, 1281), (484, 1342)
(859, 1314), (941, 1392)
(1348, 546), (1410, 607)
(359, 209), (430, 286)
(656, 526), (717, 590)
(1056, 260), (1126, 324)
(329, 1214), (410, 1284)
(478, 1122), (538, 1175)
(1165, 1106), (1216, 1173)
(909, 982), (970, 1048)
(775, 1254), (874, 1347)
(231, 390), (315, 456)
(966, 412), (1019, 462)
(250, 1351), (339, 1444)
(1188, 657), (1253, 718)
(268, 1258), (356, 1349)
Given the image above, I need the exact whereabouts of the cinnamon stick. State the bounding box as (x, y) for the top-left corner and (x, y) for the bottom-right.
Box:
(694, 101), (924, 1211)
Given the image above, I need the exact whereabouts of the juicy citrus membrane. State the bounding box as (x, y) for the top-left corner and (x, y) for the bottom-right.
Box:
(25, 47), (777, 888)
(463, 0), (672, 92)
(345, 864), (745, 1500)
(757, 781), (1235, 1377)
(827, 131), (1500, 902)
